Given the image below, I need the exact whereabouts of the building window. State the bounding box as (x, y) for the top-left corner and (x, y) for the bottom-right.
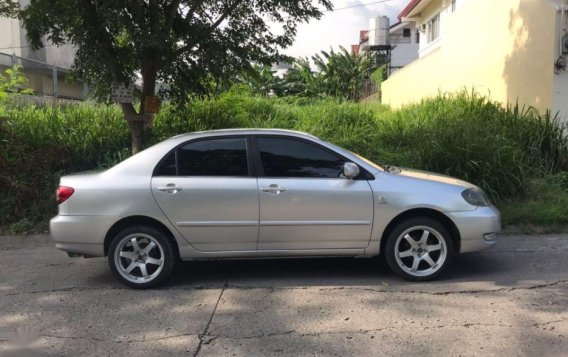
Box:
(427, 13), (440, 43)
(403, 28), (411, 38)
(451, 0), (457, 12)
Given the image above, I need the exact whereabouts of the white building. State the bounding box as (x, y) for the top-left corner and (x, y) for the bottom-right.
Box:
(352, 16), (419, 75)
(388, 21), (420, 73)
(0, 0), (85, 100)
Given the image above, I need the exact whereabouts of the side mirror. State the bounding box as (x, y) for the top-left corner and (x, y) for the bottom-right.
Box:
(343, 162), (360, 179)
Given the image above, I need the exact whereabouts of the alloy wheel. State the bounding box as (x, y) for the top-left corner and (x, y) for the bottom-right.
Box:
(393, 225), (447, 277)
(114, 233), (165, 284)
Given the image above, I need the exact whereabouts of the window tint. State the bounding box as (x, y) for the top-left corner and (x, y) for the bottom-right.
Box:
(155, 151), (177, 176)
(257, 137), (345, 178)
(177, 138), (248, 176)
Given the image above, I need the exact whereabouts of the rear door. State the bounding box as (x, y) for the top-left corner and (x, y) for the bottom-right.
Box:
(254, 136), (374, 250)
(151, 136), (259, 251)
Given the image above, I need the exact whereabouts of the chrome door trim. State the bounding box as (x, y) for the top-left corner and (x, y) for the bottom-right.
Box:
(259, 220), (371, 226)
(177, 221), (259, 227)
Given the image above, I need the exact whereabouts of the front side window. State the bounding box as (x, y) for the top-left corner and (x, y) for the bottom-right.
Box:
(155, 137), (249, 177)
(256, 137), (345, 178)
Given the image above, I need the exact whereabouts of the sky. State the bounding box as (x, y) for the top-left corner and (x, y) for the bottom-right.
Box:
(279, 0), (409, 59)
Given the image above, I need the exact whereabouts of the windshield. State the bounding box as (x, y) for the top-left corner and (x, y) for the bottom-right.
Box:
(321, 139), (387, 171)
(347, 150), (387, 171)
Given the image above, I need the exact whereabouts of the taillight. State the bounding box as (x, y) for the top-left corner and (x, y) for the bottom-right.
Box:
(56, 186), (74, 204)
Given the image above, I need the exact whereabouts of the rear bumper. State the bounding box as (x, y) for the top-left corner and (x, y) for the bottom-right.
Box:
(50, 215), (117, 257)
(447, 205), (501, 253)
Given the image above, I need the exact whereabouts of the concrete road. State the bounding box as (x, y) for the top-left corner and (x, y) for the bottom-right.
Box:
(0, 234), (567, 356)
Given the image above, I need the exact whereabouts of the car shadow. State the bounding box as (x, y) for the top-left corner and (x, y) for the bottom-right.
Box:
(163, 251), (510, 290)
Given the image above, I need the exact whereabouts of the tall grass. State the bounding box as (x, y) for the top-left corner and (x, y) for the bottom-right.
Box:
(1, 91), (567, 230)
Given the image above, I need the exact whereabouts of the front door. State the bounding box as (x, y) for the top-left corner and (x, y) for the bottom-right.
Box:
(152, 136), (259, 252)
(254, 136), (374, 250)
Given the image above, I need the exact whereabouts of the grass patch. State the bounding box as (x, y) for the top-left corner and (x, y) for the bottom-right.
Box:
(500, 172), (568, 229)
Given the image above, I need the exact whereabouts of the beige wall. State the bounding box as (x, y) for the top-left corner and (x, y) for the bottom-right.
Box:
(383, 0), (558, 113)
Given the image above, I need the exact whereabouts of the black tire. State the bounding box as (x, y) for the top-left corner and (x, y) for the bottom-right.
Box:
(385, 217), (454, 282)
(108, 226), (177, 289)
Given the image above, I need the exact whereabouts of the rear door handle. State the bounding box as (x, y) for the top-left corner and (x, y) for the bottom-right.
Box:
(261, 184), (286, 194)
(158, 184), (183, 193)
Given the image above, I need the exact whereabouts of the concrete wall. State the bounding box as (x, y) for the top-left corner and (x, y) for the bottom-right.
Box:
(0, 17), (23, 57)
(383, 0), (559, 116)
(45, 42), (76, 69)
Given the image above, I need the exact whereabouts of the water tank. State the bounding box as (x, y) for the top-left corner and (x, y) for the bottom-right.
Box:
(369, 16), (390, 46)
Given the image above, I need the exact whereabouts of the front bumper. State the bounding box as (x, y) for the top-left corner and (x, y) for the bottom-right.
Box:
(446, 205), (501, 253)
(50, 215), (117, 257)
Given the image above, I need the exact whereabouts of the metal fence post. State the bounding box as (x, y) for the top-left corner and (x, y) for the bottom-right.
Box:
(11, 53), (16, 66)
(52, 65), (58, 98)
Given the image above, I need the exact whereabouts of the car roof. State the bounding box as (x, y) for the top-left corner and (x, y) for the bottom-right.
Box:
(169, 128), (318, 141)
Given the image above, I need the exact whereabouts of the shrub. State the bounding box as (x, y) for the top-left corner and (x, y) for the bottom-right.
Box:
(1, 91), (567, 230)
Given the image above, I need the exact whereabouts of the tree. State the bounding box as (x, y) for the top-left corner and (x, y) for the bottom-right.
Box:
(312, 46), (371, 101)
(0, 0), (18, 17)
(279, 47), (372, 100)
(20, 0), (332, 153)
(239, 64), (279, 97)
(281, 57), (321, 97)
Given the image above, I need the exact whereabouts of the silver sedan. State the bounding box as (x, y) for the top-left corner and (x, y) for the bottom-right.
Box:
(50, 129), (500, 288)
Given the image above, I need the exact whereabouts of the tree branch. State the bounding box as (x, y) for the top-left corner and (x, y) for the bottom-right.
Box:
(165, 0), (182, 29)
(174, 0), (244, 56)
(186, 0), (206, 21)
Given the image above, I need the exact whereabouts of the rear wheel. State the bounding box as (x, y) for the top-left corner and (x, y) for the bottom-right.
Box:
(385, 217), (454, 281)
(108, 226), (176, 289)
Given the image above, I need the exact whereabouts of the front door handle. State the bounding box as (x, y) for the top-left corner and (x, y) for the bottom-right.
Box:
(261, 184), (287, 194)
(158, 183), (183, 194)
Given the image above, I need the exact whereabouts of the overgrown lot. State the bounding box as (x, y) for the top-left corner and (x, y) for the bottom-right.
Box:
(1, 91), (567, 232)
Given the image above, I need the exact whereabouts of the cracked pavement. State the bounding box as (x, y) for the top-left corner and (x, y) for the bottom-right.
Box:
(0, 234), (567, 356)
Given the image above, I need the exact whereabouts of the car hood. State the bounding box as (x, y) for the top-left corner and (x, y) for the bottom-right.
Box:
(389, 167), (477, 190)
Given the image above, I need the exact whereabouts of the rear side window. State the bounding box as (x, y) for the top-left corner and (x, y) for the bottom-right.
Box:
(256, 137), (344, 178)
(155, 137), (249, 177)
(155, 151), (176, 176)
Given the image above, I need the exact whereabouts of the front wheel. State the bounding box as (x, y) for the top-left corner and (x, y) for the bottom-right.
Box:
(108, 226), (176, 289)
(385, 217), (454, 281)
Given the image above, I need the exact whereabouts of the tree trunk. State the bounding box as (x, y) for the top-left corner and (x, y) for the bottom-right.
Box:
(128, 119), (144, 155)
(120, 62), (158, 155)
(120, 102), (144, 154)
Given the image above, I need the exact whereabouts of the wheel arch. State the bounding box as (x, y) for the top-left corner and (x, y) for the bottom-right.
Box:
(380, 208), (461, 255)
(104, 215), (180, 258)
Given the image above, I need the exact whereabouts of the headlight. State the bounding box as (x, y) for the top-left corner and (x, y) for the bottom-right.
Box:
(461, 188), (491, 206)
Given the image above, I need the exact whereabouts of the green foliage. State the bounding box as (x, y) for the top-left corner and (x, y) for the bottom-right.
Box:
(20, 0), (332, 100)
(546, 171), (568, 191)
(0, 0), (18, 17)
(0, 103), (129, 227)
(1, 91), (567, 231)
(500, 174), (568, 227)
(370, 65), (387, 100)
(237, 66), (279, 97)
(278, 47), (373, 100)
(0, 65), (33, 102)
(379, 93), (568, 199)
